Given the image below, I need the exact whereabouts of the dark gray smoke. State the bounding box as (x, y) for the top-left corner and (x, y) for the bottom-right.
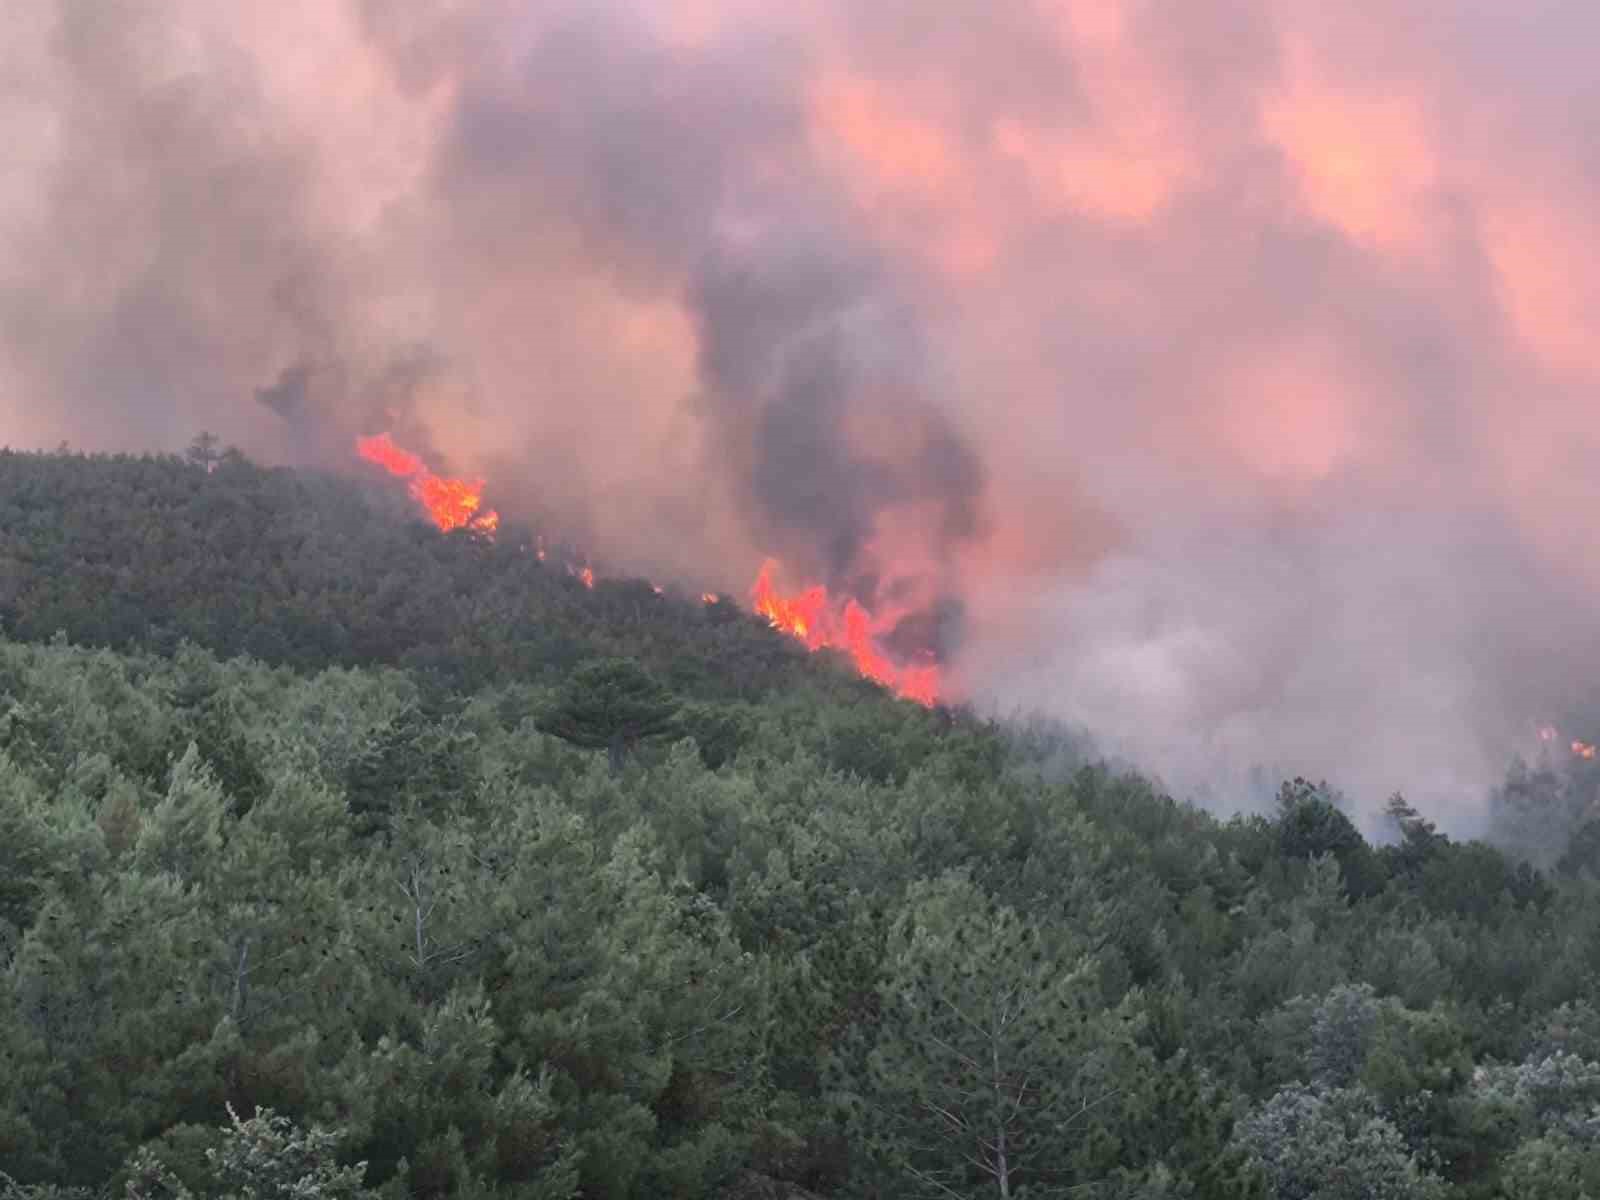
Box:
(691, 235), (983, 587)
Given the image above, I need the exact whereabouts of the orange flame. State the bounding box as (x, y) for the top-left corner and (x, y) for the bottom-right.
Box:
(357, 433), (499, 535)
(750, 559), (940, 705)
(1536, 723), (1597, 761)
(356, 434), (423, 477)
(352, 440), (945, 701)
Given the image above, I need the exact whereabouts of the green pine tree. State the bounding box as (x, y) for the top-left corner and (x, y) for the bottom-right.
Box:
(538, 659), (678, 771)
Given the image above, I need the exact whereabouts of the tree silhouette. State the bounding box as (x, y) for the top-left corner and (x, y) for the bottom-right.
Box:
(184, 431), (222, 472)
(538, 657), (678, 770)
(1276, 778), (1384, 897)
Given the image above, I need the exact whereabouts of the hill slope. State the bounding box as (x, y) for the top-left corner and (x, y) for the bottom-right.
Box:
(0, 450), (1598, 1200)
(0, 447), (832, 700)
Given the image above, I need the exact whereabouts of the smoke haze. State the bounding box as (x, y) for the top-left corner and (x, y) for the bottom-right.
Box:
(5, 0), (1600, 827)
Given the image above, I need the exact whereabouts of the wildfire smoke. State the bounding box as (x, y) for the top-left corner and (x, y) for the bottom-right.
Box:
(10, 0), (1600, 830)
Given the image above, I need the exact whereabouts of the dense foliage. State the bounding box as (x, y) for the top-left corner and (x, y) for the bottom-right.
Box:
(0, 448), (821, 702)
(1, 449), (1598, 1198)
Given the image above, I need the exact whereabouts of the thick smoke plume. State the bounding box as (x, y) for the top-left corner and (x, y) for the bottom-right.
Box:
(5, 1), (1600, 828)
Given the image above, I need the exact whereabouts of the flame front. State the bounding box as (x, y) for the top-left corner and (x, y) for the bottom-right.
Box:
(352, 439), (943, 702)
(357, 433), (499, 535)
(751, 560), (941, 705)
(1535, 723), (1598, 762)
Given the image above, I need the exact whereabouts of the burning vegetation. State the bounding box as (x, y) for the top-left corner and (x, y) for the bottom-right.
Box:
(359, 434), (940, 705)
(1538, 726), (1598, 761)
(749, 560), (940, 705)
(356, 433), (499, 535)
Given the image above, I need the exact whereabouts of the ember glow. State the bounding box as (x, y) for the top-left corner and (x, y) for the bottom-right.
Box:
(356, 434), (499, 535)
(751, 560), (941, 705)
(1535, 725), (1597, 762)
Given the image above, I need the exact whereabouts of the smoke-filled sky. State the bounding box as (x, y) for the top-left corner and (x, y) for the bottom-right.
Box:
(5, 1), (1600, 826)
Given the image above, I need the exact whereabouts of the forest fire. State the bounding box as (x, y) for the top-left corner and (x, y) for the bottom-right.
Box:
(751, 560), (941, 706)
(357, 438), (941, 703)
(1538, 725), (1597, 761)
(356, 433), (499, 534)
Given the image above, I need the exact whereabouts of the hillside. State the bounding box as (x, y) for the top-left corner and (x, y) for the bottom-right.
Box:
(1, 451), (1599, 1199)
(0, 447), (836, 701)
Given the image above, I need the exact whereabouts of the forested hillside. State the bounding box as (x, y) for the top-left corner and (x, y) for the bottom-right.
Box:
(2, 450), (1599, 1199)
(0, 448), (818, 700)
